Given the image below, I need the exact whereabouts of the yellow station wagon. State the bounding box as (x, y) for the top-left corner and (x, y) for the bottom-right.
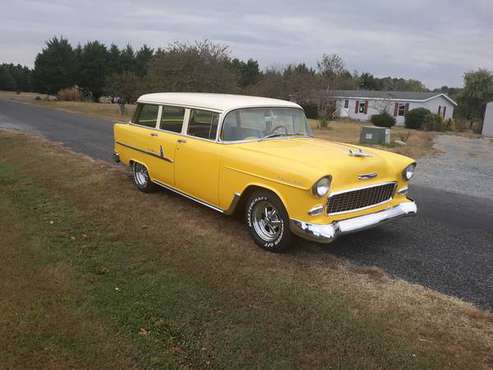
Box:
(114, 93), (417, 252)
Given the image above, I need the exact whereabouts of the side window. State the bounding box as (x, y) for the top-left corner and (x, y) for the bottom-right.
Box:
(187, 109), (219, 140)
(160, 106), (185, 133)
(134, 103), (159, 128)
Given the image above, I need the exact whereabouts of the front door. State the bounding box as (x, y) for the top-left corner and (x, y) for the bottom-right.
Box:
(174, 109), (221, 206)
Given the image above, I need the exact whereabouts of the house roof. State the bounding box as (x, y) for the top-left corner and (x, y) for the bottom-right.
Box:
(137, 93), (301, 112)
(333, 90), (458, 106)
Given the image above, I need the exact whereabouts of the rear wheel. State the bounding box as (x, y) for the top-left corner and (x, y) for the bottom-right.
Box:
(132, 162), (156, 193)
(246, 190), (292, 252)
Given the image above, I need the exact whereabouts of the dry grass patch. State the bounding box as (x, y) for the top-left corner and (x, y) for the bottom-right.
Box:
(0, 90), (135, 121)
(310, 119), (437, 159)
(1, 129), (492, 369)
(0, 181), (137, 369)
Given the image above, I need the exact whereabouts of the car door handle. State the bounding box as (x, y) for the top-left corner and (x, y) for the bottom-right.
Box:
(150, 132), (158, 137)
(177, 139), (187, 144)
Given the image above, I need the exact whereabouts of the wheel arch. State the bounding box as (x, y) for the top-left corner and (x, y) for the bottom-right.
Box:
(228, 184), (289, 217)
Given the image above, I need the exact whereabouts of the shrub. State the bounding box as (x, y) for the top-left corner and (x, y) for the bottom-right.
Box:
(471, 121), (483, 134)
(319, 116), (329, 129)
(404, 108), (432, 129)
(300, 102), (318, 119)
(423, 113), (445, 132)
(370, 112), (396, 128)
(57, 86), (81, 101)
(444, 118), (454, 131)
(453, 119), (467, 132)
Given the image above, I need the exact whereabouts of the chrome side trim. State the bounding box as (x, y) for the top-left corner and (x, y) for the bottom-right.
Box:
(290, 200), (417, 244)
(152, 179), (224, 213)
(116, 141), (174, 163)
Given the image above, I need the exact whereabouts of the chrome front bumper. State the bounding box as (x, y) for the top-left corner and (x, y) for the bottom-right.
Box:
(290, 201), (417, 244)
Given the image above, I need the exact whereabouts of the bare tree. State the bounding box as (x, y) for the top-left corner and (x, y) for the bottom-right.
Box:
(143, 40), (239, 93)
(317, 54), (356, 119)
(105, 71), (143, 116)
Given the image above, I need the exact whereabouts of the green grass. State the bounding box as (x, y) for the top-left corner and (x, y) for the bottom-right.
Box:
(1, 131), (492, 369)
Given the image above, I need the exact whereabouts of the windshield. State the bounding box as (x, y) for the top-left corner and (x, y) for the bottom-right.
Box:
(221, 108), (312, 142)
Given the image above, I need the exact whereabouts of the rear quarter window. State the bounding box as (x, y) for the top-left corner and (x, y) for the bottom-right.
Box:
(133, 104), (159, 128)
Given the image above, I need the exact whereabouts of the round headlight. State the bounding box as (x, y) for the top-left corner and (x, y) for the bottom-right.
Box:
(313, 176), (332, 197)
(403, 163), (416, 181)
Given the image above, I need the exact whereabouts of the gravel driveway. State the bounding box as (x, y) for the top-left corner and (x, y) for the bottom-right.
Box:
(415, 134), (493, 200)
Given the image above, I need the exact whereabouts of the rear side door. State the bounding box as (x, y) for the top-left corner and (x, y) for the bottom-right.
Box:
(152, 105), (186, 186)
(174, 109), (222, 206)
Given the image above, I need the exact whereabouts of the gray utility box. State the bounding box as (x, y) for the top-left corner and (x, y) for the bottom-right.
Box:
(482, 102), (493, 137)
(360, 126), (390, 145)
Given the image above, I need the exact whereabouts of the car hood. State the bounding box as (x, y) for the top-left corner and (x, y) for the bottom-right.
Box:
(234, 137), (412, 188)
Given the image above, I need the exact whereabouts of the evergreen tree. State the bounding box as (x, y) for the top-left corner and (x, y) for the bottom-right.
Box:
(108, 44), (122, 75)
(33, 37), (76, 94)
(77, 41), (109, 100)
(0, 66), (17, 91)
(135, 45), (154, 76)
(120, 45), (136, 74)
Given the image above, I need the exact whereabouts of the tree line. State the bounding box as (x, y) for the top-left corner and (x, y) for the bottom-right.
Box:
(1, 36), (492, 121)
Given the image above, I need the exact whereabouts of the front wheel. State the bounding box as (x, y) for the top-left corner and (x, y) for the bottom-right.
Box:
(246, 190), (293, 252)
(132, 162), (156, 193)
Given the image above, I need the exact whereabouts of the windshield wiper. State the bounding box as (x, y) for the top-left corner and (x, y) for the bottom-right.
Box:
(259, 133), (284, 141)
(259, 132), (306, 141)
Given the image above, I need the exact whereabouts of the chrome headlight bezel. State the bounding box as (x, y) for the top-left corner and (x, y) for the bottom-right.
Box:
(402, 163), (416, 181)
(312, 176), (332, 197)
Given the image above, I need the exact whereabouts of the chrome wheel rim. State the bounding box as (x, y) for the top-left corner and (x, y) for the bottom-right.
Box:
(252, 200), (282, 242)
(133, 164), (148, 186)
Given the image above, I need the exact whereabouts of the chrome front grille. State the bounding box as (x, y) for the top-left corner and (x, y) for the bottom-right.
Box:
(327, 182), (396, 215)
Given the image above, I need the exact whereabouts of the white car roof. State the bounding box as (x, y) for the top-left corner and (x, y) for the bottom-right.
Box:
(137, 92), (302, 112)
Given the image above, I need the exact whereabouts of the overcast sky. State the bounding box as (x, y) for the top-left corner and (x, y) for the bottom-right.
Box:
(1, 0), (492, 88)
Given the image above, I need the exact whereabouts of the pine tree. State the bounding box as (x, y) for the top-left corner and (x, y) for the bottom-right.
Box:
(33, 37), (76, 94)
(77, 41), (109, 100)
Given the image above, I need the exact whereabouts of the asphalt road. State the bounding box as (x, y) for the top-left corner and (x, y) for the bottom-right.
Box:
(1, 98), (492, 310)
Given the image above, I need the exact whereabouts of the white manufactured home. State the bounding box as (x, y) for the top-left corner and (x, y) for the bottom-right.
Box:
(334, 90), (457, 125)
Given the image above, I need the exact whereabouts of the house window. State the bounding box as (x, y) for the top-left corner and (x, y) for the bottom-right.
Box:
(344, 99), (349, 109)
(398, 103), (407, 116)
(359, 101), (366, 113)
